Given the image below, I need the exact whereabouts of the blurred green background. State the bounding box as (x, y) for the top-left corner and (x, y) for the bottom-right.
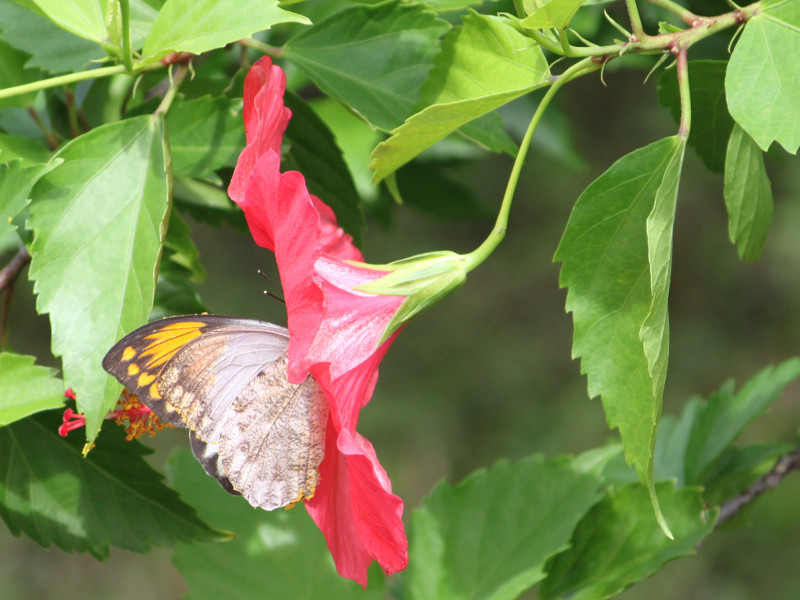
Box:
(3, 62), (800, 600)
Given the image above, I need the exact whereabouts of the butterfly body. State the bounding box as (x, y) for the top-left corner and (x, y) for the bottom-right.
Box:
(103, 315), (328, 510)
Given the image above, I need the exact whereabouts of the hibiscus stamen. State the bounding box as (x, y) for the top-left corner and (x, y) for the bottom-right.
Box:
(58, 408), (86, 437)
(57, 388), (173, 441)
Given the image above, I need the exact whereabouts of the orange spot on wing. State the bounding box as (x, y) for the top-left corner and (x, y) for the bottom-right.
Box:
(127, 363), (140, 376)
(149, 383), (161, 399)
(137, 371), (156, 387)
(139, 321), (206, 368)
(122, 346), (137, 361)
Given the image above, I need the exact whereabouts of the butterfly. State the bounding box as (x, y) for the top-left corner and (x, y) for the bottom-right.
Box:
(102, 315), (328, 510)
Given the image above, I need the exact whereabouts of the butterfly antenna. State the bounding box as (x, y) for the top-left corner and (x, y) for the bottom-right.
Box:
(257, 270), (285, 304)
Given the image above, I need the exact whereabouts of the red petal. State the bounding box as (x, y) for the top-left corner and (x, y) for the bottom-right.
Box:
(306, 415), (407, 587)
(229, 57), (291, 208)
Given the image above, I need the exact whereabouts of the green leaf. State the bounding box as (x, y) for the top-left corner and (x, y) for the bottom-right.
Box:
(458, 111), (517, 156)
(141, 0), (308, 64)
(723, 123), (773, 262)
(163, 211), (205, 282)
(283, 90), (365, 246)
(408, 455), (603, 600)
(725, 0), (800, 153)
(426, 0), (487, 11)
(172, 176), (247, 231)
(167, 95), (245, 181)
(151, 212), (207, 319)
(309, 96), (381, 201)
(393, 161), (491, 218)
(151, 267), (206, 319)
(0, 39), (43, 108)
(284, 1), (450, 132)
(658, 60), (732, 172)
(168, 448), (387, 599)
(0, 159), (57, 239)
(555, 136), (685, 532)
(0, 133), (49, 163)
(640, 138), (685, 403)
(0, 411), (223, 557)
(0, 0), (103, 72)
(682, 357), (800, 484)
(28, 115), (170, 442)
(370, 12), (549, 183)
(28, 0), (105, 43)
(0, 353), (65, 425)
(540, 482), (716, 600)
(520, 0), (586, 29)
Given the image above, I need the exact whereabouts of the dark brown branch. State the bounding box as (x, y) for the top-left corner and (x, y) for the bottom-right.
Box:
(716, 445), (800, 527)
(0, 245), (30, 292)
(1, 245), (31, 347)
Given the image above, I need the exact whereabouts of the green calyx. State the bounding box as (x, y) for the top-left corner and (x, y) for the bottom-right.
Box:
(356, 250), (469, 342)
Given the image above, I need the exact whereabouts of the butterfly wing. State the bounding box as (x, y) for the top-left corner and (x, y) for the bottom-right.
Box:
(102, 315), (328, 510)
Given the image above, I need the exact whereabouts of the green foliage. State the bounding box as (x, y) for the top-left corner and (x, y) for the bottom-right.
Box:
(0, 0), (798, 597)
(284, 1), (449, 132)
(408, 456), (604, 600)
(28, 0), (107, 44)
(283, 90), (365, 245)
(540, 483), (716, 600)
(725, 0), (800, 153)
(141, 0), (307, 64)
(0, 159), (55, 239)
(723, 123), (773, 262)
(0, 411), (223, 557)
(555, 136), (685, 528)
(657, 60), (731, 172)
(370, 12), (549, 182)
(0, 40), (42, 107)
(27, 116), (170, 440)
(166, 95), (246, 181)
(680, 358), (800, 485)
(520, 0), (587, 29)
(0, 353), (64, 425)
(168, 449), (387, 599)
(0, 0), (102, 73)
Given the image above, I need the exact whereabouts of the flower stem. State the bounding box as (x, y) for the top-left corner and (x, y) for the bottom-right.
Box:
(0, 65), (128, 101)
(464, 57), (599, 271)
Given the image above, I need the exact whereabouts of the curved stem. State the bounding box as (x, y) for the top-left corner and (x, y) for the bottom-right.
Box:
(154, 64), (190, 116)
(464, 57), (599, 271)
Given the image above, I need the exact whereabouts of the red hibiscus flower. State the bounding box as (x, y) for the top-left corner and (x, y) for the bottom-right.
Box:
(228, 57), (411, 586)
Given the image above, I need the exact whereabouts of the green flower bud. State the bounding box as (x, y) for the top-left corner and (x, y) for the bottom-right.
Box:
(356, 250), (469, 341)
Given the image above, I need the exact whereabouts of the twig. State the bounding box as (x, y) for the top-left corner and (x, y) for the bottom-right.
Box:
(716, 445), (800, 528)
(0, 246), (31, 347)
(0, 245), (31, 292)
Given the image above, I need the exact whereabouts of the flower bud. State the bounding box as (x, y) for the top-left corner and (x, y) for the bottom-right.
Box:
(356, 250), (469, 340)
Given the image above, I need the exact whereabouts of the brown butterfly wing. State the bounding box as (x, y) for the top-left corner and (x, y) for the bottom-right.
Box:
(102, 315), (328, 510)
